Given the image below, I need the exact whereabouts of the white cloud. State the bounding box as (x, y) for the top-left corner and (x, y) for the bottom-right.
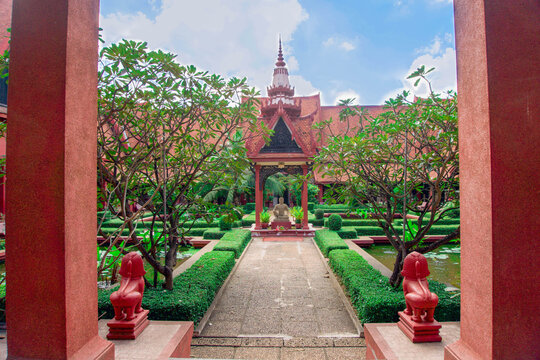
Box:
(100, 0), (309, 95)
(323, 37), (356, 52)
(431, 0), (453, 4)
(380, 36), (457, 103)
(340, 41), (355, 52)
(333, 89), (362, 106)
(323, 37), (335, 47)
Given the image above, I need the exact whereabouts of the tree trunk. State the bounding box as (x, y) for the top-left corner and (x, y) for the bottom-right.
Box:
(389, 249), (405, 287)
(162, 235), (179, 290)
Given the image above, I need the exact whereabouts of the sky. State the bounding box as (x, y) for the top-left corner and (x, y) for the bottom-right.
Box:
(100, 0), (456, 105)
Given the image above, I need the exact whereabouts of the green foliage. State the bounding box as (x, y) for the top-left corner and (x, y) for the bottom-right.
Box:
(290, 206), (304, 223)
(313, 67), (460, 286)
(328, 249), (460, 324)
(326, 218), (381, 227)
(328, 214), (343, 231)
(97, 39), (267, 288)
(260, 210), (270, 224)
(337, 227), (357, 239)
(311, 218), (325, 227)
(98, 251), (235, 324)
(308, 202), (315, 211)
(314, 209), (324, 219)
(244, 203), (256, 213)
(219, 216), (233, 231)
(314, 229), (349, 257)
(354, 226), (386, 236)
(203, 229), (227, 240)
(212, 229), (251, 258)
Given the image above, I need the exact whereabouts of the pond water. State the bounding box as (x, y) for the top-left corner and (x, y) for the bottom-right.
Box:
(364, 244), (461, 288)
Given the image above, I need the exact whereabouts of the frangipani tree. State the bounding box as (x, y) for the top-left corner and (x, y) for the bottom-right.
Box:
(97, 40), (266, 289)
(314, 66), (460, 287)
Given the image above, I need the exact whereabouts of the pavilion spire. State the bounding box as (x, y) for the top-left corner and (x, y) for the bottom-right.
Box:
(268, 36), (294, 99)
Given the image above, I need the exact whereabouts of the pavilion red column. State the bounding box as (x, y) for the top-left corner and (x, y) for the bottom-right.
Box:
(317, 184), (323, 204)
(254, 165), (262, 229)
(6, 0), (114, 359)
(445, 1), (540, 359)
(301, 165), (308, 229)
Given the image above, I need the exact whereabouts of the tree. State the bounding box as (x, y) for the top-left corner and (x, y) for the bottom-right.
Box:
(97, 40), (266, 289)
(314, 66), (460, 287)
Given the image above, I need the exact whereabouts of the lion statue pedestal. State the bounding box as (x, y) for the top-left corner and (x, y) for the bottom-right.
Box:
(107, 252), (149, 340)
(397, 251), (442, 343)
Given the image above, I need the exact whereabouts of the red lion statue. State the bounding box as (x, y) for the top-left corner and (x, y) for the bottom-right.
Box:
(401, 251), (439, 323)
(110, 252), (146, 321)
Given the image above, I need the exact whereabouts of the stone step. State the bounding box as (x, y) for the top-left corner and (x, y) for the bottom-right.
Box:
(192, 336), (365, 348)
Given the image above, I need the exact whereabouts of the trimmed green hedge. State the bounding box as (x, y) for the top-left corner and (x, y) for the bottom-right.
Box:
(308, 202), (315, 211)
(314, 204), (350, 211)
(244, 203), (255, 213)
(326, 219), (382, 227)
(394, 218), (460, 226)
(213, 229), (251, 258)
(355, 226), (385, 236)
(328, 249), (460, 324)
(314, 229), (349, 257)
(184, 228), (207, 237)
(311, 218), (325, 227)
(203, 229), (227, 239)
(98, 251), (235, 325)
(328, 214), (342, 231)
(426, 225), (459, 235)
(337, 227), (357, 239)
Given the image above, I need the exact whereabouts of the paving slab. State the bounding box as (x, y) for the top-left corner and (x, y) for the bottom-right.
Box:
(200, 237), (359, 339)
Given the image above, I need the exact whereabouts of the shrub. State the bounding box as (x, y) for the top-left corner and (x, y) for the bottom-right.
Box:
(213, 229), (251, 258)
(308, 202), (315, 211)
(311, 218), (325, 227)
(290, 206), (304, 223)
(184, 228), (206, 237)
(314, 229), (349, 257)
(327, 249), (460, 324)
(337, 227), (357, 239)
(98, 251), (235, 325)
(219, 216), (233, 231)
(260, 210), (270, 224)
(394, 218), (460, 226)
(326, 218), (380, 227)
(355, 226), (385, 236)
(203, 229), (226, 239)
(328, 214), (342, 231)
(314, 209), (324, 219)
(244, 203), (256, 213)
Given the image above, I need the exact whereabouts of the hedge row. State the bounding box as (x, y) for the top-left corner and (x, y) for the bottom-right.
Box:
(98, 251), (236, 325)
(326, 219), (382, 227)
(213, 229), (252, 258)
(203, 229), (227, 239)
(355, 226), (386, 236)
(314, 229), (349, 257)
(394, 218), (460, 226)
(328, 249), (460, 324)
(311, 218), (325, 227)
(337, 227), (357, 239)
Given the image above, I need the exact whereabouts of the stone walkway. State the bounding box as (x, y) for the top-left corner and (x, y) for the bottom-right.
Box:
(192, 237), (366, 359)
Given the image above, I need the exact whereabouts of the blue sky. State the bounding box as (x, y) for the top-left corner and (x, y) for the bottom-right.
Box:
(100, 0), (456, 105)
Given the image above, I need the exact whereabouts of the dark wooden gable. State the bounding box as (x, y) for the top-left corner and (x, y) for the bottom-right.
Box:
(260, 117), (303, 153)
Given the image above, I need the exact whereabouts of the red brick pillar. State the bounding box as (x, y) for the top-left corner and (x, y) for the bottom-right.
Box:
(302, 165), (308, 229)
(6, 0), (114, 358)
(255, 165), (262, 229)
(445, 1), (540, 359)
(318, 184), (323, 204)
